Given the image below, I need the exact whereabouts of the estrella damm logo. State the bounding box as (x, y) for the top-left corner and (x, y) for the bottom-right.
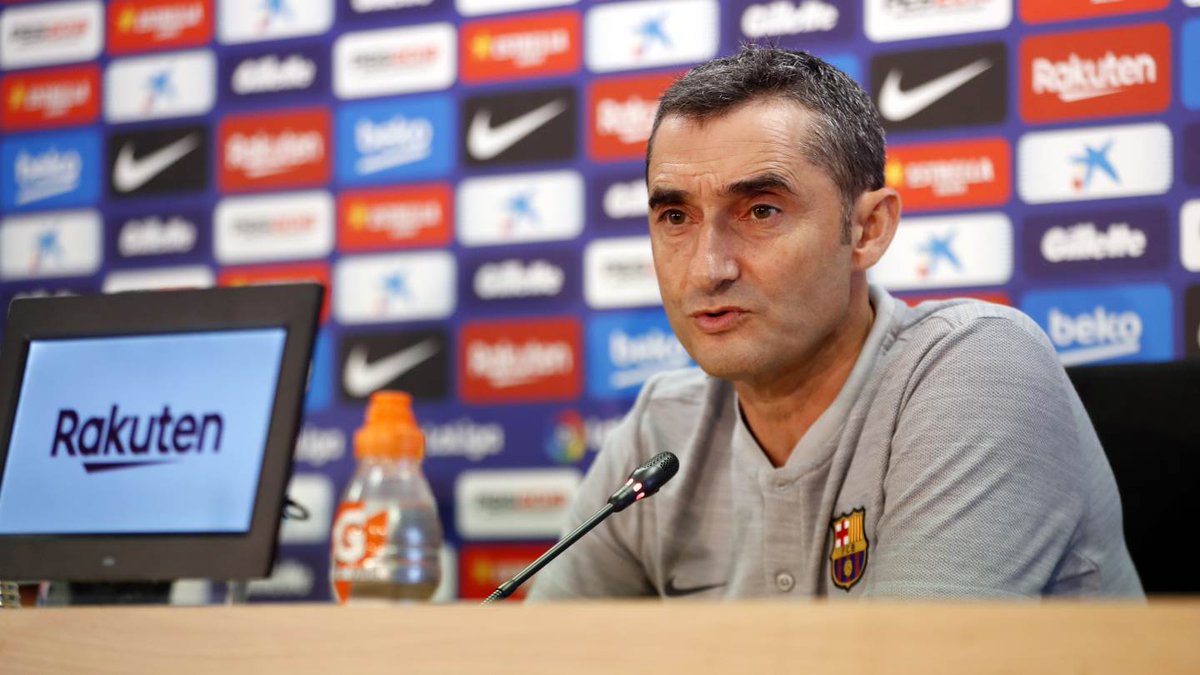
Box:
(830, 508), (869, 591)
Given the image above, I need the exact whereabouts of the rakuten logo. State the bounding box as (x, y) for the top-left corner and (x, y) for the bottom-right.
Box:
(338, 184), (452, 251)
(1021, 284), (1172, 366)
(589, 73), (676, 162)
(1020, 24), (1170, 123)
(460, 318), (581, 403)
(865, 0), (1009, 42)
(425, 418), (505, 462)
(334, 23), (455, 99)
(219, 109), (330, 192)
(585, 237), (661, 309)
(885, 138), (1010, 212)
(214, 191), (334, 265)
(455, 469), (580, 540)
(462, 11), (580, 83)
(51, 405), (224, 473)
(0, 1), (103, 70)
(1, 65), (99, 131)
(118, 216), (198, 257)
(107, 0), (211, 54)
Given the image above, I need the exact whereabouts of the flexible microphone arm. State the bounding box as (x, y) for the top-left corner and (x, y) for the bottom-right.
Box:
(482, 451), (679, 604)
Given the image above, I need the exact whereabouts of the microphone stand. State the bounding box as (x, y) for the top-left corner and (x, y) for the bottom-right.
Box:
(482, 503), (614, 604)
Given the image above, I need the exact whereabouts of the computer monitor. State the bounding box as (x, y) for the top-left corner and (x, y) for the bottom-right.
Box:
(0, 283), (321, 581)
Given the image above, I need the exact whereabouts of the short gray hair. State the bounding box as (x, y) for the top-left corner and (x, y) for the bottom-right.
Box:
(647, 46), (886, 238)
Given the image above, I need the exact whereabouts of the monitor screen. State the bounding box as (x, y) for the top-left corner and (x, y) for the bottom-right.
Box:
(0, 328), (287, 536)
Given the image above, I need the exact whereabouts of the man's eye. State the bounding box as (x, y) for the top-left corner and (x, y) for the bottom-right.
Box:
(663, 210), (686, 225)
(751, 205), (779, 220)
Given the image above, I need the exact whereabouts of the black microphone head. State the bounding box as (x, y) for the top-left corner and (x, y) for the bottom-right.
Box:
(607, 451), (679, 512)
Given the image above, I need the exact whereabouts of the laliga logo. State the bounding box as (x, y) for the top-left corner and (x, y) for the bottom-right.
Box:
(50, 405), (224, 473)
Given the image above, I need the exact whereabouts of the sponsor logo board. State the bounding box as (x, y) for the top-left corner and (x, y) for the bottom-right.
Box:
(589, 170), (649, 227)
(220, 43), (328, 105)
(456, 0), (578, 17)
(865, 0), (1010, 42)
(217, 0), (334, 45)
(461, 10), (580, 83)
(337, 95), (454, 185)
(871, 42), (1007, 132)
(102, 265), (214, 292)
(1017, 123), (1172, 204)
(585, 0), (718, 73)
(724, 0), (854, 49)
(338, 329), (450, 401)
(586, 311), (691, 400)
(333, 23), (455, 99)
(338, 184), (453, 252)
(588, 72), (677, 162)
(1180, 200), (1200, 272)
(214, 190), (335, 265)
(459, 544), (550, 600)
(463, 86), (576, 167)
(884, 137), (1010, 212)
(1019, 23), (1171, 124)
(218, 261), (332, 323)
(1020, 284), (1172, 366)
(0, 1), (103, 70)
(584, 236), (661, 309)
(293, 423), (347, 467)
(1, 129), (100, 211)
(456, 170), (583, 247)
(0, 209), (102, 281)
(344, 0), (447, 19)
(107, 124), (209, 199)
(459, 317), (581, 404)
(895, 290), (1011, 307)
(423, 416), (506, 462)
(107, 0), (212, 54)
(333, 251), (456, 324)
(1023, 206), (1168, 279)
(219, 108), (331, 192)
(1, 65), (99, 131)
(460, 247), (577, 313)
(104, 49), (216, 123)
(454, 468), (580, 539)
(869, 212), (1013, 291)
(1183, 19), (1200, 111)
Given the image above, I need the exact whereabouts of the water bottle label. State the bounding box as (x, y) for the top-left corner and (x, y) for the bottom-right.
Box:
(330, 501), (389, 604)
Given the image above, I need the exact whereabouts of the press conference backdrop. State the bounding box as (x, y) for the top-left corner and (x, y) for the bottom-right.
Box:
(0, 0), (1197, 602)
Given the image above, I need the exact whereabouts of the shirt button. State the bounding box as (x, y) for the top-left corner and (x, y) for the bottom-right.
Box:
(775, 572), (795, 592)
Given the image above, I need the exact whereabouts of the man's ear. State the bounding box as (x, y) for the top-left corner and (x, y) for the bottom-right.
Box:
(849, 187), (901, 272)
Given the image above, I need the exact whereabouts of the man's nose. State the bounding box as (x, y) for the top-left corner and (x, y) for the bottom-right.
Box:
(688, 219), (740, 292)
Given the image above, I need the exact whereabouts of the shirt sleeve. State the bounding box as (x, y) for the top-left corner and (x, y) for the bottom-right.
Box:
(524, 384), (659, 601)
(862, 315), (1087, 598)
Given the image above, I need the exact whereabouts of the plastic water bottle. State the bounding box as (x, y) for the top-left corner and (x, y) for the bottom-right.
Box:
(330, 391), (442, 603)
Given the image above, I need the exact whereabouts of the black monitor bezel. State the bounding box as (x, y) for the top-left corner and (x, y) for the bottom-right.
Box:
(0, 283), (322, 581)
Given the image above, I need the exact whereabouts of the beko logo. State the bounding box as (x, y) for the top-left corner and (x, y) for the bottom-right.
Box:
(1048, 308), (1142, 366)
(741, 1), (838, 38)
(355, 115), (432, 173)
(1021, 284), (1171, 366)
(119, 216), (198, 256)
(51, 405), (223, 473)
(12, 148), (82, 207)
(474, 259), (564, 299)
(233, 54), (316, 94)
(293, 424), (347, 467)
(1041, 223), (1145, 263)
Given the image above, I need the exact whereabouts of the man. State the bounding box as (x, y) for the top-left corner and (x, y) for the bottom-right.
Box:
(528, 47), (1141, 599)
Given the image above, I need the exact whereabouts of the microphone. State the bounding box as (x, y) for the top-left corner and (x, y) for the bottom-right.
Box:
(482, 451), (679, 604)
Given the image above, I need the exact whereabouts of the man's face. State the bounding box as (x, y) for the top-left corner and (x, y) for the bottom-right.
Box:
(646, 99), (859, 383)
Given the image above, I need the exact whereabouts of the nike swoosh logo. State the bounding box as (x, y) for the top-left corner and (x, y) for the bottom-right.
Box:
(342, 340), (439, 398)
(663, 578), (725, 598)
(113, 134), (200, 193)
(467, 99), (568, 161)
(877, 59), (992, 122)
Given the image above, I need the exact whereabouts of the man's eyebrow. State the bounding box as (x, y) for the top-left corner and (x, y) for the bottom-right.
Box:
(647, 187), (689, 211)
(722, 173), (797, 198)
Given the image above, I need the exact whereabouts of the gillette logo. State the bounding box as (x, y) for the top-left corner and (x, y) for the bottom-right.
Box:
(1040, 222), (1145, 263)
(51, 405), (223, 473)
(474, 258), (564, 300)
(603, 180), (648, 220)
(1048, 308), (1142, 366)
(118, 215), (197, 256)
(233, 54), (315, 94)
(741, 1), (838, 38)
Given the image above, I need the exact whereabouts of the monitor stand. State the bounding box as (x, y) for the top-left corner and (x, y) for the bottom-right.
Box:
(42, 581), (172, 606)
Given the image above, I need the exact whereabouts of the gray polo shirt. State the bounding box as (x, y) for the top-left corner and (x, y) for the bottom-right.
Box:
(528, 286), (1143, 599)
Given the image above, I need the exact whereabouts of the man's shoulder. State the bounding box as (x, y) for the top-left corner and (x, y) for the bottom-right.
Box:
(892, 295), (1050, 351)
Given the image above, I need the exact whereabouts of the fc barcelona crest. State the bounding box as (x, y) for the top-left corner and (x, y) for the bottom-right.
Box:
(829, 508), (869, 591)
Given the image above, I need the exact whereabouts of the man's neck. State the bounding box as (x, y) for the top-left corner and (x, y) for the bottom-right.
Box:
(735, 285), (877, 468)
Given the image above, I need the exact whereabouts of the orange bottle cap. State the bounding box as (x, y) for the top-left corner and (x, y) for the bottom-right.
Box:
(354, 391), (425, 461)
